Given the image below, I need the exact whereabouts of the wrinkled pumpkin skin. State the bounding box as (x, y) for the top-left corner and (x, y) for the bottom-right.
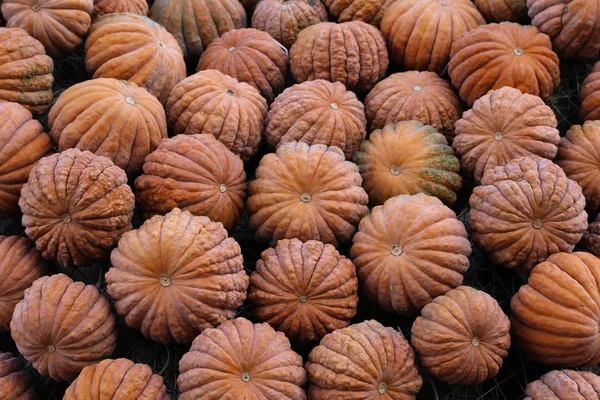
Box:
(411, 286), (511, 385)
(0, 352), (36, 400)
(306, 320), (423, 399)
(524, 370), (600, 400)
(92, 0), (148, 20)
(511, 252), (600, 367)
(581, 61), (600, 121)
(178, 317), (307, 400)
(581, 214), (600, 257)
(474, 0), (527, 22)
(10, 273), (117, 381)
(324, 0), (397, 26)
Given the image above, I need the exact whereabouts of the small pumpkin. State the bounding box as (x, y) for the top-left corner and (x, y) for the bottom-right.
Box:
(474, 0), (527, 22)
(524, 370), (600, 400)
(580, 61), (600, 121)
(0, 352), (36, 399)
(92, 0), (148, 19)
(324, 0), (397, 26)
(581, 214), (600, 257)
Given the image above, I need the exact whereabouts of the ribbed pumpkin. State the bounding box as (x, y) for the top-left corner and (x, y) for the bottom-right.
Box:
(453, 87), (560, 182)
(0, 27), (53, 113)
(248, 238), (358, 347)
(0, 101), (52, 216)
(247, 141), (369, 247)
(511, 252), (600, 367)
(64, 358), (170, 400)
(351, 194), (471, 316)
(2, 0), (93, 58)
(92, 0), (148, 19)
(581, 215), (600, 257)
(0, 352), (36, 400)
(19, 149), (135, 267)
(411, 286), (511, 385)
(85, 13), (186, 105)
(48, 78), (167, 177)
(166, 70), (266, 160)
(469, 157), (588, 271)
(306, 320), (422, 399)
(581, 61), (600, 121)
(524, 370), (600, 400)
(324, 0), (397, 26)
(178, 317), (307, 400)
(135, 135), (247, 231)
(354, 121), (462, 207)
(10, 273), (117, 381)
(266, 80), (366, 159)
(290, 21), (388, 93)
(474, 0), (527, 22)
(381, 0), (484, 73)
(364, 71), (462, 140)
(149, 0), (246, 59)
(449, 22), (561, 107)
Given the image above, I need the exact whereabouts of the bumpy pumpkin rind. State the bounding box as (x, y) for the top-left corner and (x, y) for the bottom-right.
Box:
(453, 87), (560, 182)
(581, 61), (600, 121)
(524, 369), (600, 400)
(581, 214), (600, 257)
(324, 0), (397, 26)
(19, 148), (135, 268)
(0, 352), (36, 400)
(474, 0), (527, 22)
(92, 0), (148, 20)
(10, 273), (117, 381)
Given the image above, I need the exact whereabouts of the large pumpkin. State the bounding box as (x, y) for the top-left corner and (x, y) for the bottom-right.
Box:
(10, 273), (117, 381)
(2, 0), (93, 58)
(266, 80), (366, 159)
(353, 121), (462, 207)
(0, 101), (52, 215)
(92, 0), (148, 20)
(453, 87), (560, 182)
(351, 194), (471, 316)
(381, 0), (484, 73)
(324, 0), (397, 26)
(178, 317), (307, 400)
(135, 134), (247, 231)
(247, 141), (369, 247)
(48, 78), (167, 177)
(449, 22), (561, 107)
(306, 320), (422, 399)
(85, 13), (186, 104)
(581, 61), (600, 121)
(411, 286), (511, 385)
(474, 0), (527, 22)
(0, 352), (36, 399)
(511, 252), (600, 367)
(524, 370), (600, 400)
(290, 21), (388, 93)
(248, 238), (358, 347)
(19, 149), (135, 267)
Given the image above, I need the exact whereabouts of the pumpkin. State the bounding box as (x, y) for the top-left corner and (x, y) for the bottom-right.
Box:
(351, 194), (471, 316)
(290, 21), (388, 93)
(524, 370), (600, 400)
(135, 134), (247, 231)
(474, 0), (527, 22)
(381, 0), (484, 73)
(92, 0), (148, 19)
(580, 61), (600, 121)
(0, 27), (53, 113)
(0, 352), (36, 399)
(2, 0), (93, 58)
(251, 0), (327, 49)
(265, 80), (366, 159)
(581, 215), (600, 257)
(324, 0), (397, 26)
(453, 87), (560, 182)
(353, 121), (462, 206)
(10, 273), (117, 381)
(19, 148), (135, 267)
(364, 71), (462, 140)
(248, 238), (358, 347)
(149, 0), (246, 59)
(306, 320), (422, 399)
(48, 78), (167, 177)
(247, 141), (369, 247)
(449, 22), (561, 107)
(511, 252), (600, 367)
(411, 286), (511, 385)
(0, 101), (52, 216)
(64, 358), (170, 400)
(85, 13), (186, 105)
(166, 70), (267, 160)
(470, 156), (588, 271)
(178, 317), (307, 400)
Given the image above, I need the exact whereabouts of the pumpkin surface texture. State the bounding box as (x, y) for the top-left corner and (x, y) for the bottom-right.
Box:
(19, 148), (135, 267)
(247, 141), (369, 247)
(248, 238), (358, 347)
(453, 87), (560, 182)
(177, 317), (307, 400)
(448, 22), (560, 107)
(581, 214), (600, 258)
(48, 78), (167, 177)
(351, 194), (471, 316)
(524, 369), (600, 400)
(10, 273), (117, 381)
(581, 61), (600, 121)
(411, 286), (511, 385)
(107, 208), (249, 344)
(92, 0), (148, 19)
(135, 134), (247, 231)
(0, 352), (36, 399)
(289, 21), (388, 93)
(474, 0), (527, 22)
(84, 13), (186, 104)
(364, 71), (462, 140)
(324, 0), (397, 26)
(306, 319), (422, 399)
(511, 252), (600, 367)
(353, 121), (462, 207)
(265, 79), (366, 159)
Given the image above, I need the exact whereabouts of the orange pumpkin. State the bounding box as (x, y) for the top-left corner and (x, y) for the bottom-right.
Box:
(474, 0), (527, 22)
(524, 370), (600, 400)
(580, 61), (600, 121)
(92, 0), (148, 20)
(324, 0), (397, 26)
(0, 352), (36, 399)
